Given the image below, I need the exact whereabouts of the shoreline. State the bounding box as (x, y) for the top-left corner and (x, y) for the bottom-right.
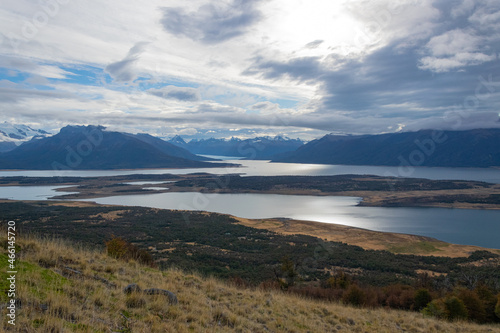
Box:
(1, 173), (500, 210)
(3, 198), (499, 258)
(233, 215), (500, 258)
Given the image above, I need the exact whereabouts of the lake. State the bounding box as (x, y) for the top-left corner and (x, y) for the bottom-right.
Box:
(78, 192), (500, 249)
(1, 159), (500, 183)
(2, 158), (500, 249)
(0, 185), (78, 201)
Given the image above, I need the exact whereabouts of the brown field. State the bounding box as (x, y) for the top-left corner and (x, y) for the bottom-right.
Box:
(235, 216), (500, 258)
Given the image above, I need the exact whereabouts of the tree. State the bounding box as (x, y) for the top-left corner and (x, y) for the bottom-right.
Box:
(458, 289), (486, 323)
(342, 284), (365, 307)
(275, 256), (298, 290)
(422, 299), (446, 319)
(445, 296), (468, 321)
(495, 294), (500, 320)
(414, 288), (432, 311)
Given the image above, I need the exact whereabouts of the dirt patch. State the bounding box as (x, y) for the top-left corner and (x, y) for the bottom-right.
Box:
(89, 210), (129, 220)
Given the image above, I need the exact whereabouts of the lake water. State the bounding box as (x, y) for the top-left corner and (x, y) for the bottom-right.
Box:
(77, 192), (500, 249)
(2, 158), (500, 249)
(0, 186), (78, 201)
(1, 159), (500, 183)
(1, 185), (499, 249)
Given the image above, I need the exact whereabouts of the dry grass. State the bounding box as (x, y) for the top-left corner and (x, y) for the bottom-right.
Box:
(1, 234), (500, 332)
(235, 216), (500, 258)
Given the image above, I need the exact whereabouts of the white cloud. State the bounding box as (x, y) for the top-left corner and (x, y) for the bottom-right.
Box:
(0, 0), (499, 137)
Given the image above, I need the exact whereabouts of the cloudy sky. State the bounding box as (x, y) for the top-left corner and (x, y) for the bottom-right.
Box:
(0, 0), (499, 140)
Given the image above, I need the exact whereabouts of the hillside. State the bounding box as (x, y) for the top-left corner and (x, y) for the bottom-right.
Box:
(169, 135), (304, 159)
(274, 129), (500, 168)
(2, 233), (499, 332)
(0, 125), (230, 170)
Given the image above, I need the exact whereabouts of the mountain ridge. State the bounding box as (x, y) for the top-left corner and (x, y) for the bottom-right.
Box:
(273, 128), (500, 168)
(169, 135), (304, 159)
(0, 125), (229, 170)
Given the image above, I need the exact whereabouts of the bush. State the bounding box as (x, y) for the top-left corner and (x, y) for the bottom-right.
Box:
(414, 288), (432, 311)
(342, 285), (365, 307)
(495, 294), (500, 320)
(105, 236), (155, 266)
(422, 299), (446, 319)
(444, 296), (468, 321)
(457, 289), (486, 323)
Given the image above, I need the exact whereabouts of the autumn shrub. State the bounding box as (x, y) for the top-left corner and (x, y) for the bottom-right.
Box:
(105, 235), (155, 266)
(457, 289), (486, 323)
(444, 296), (468, 320)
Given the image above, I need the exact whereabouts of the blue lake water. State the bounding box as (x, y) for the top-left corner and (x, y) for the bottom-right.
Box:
(1, 158), (500, 249)
(0, 159), (500, 183)
(76, 192), (500, 249)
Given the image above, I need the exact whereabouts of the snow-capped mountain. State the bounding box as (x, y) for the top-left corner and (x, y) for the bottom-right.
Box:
(168, 135), (304, 159)
(0, 123), (51, 152)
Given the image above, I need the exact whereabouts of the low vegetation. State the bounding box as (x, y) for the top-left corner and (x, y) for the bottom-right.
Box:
(1, 232), (500, 332)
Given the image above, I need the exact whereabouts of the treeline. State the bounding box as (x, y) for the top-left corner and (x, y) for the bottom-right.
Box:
(173, 174), (487, 193)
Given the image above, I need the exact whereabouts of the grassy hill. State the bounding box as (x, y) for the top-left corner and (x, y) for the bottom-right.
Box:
(1, 233), (500, 332)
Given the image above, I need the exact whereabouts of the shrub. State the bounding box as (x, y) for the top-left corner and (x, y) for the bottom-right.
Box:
(457, 289), (486, 323)
(342, 284), (365, 307)
(422, 299), (447, 319)
(444, 296), (468, 321)
(105, 236), (155, 266)
(414, 288), (432, 311)
(495, 294), (500, 320)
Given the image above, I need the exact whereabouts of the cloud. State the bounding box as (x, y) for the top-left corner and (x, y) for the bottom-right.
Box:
(2, 0), (500, 138)
(105, 42), (149, 82)
(305, 40), (324, 49)
(418, 29), (496, 72)
(243, 56), (323, 83)
(149, 86), (201, 102)
(0, 55), (72, 79)
(160, 0), (263, 44)
(0, 81), (78, 104)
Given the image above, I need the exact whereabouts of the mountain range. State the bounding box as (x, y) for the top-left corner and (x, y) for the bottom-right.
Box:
(273, 128), (500, 168)
(0, 122), (51, 152)
(0, 125), (228, 170)
(168, 135), (304, 159)
(2, 124), (499, 170)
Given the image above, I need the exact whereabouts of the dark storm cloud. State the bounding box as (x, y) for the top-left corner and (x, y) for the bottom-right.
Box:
(240, 0), (500, 133)
(160, 0), (263, 44)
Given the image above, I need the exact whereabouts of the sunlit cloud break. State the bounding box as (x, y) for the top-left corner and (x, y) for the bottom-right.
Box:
(0, 0), (499, 139)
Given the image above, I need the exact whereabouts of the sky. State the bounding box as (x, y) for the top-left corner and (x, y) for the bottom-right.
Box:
(0, 0), (499, 140)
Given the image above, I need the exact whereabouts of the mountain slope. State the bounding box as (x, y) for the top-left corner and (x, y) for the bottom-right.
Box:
(0, 125), (225, 170)
(132, 133), (215, 161)
(3, 232), (499, 332)
(169, 135), (304, 159)
(274, 129), (500, 168)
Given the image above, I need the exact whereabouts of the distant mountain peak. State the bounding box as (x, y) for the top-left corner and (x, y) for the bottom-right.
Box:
(169, 135), (186, 144)
(59, 125), (106, 134)
(0, 123), (52, 152)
